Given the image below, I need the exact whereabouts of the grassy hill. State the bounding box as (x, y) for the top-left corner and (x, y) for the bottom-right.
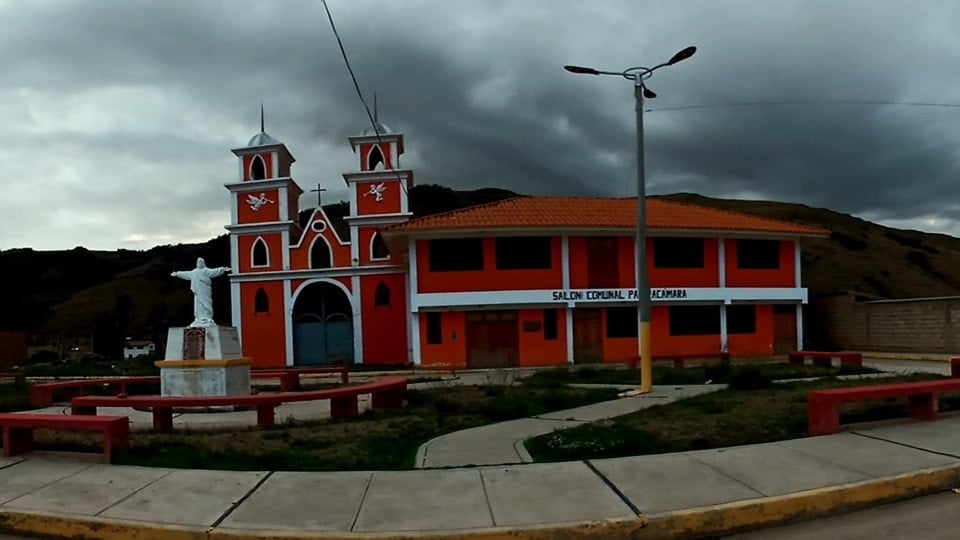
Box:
(4, 186), (958, 359)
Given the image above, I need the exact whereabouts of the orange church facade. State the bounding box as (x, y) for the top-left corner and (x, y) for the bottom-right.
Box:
(225, 126), (827, 370)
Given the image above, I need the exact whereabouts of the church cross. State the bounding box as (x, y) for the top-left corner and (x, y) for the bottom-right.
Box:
(309, 184), (327, 207)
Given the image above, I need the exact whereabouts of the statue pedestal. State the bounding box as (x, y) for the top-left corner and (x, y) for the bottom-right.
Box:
(158, 326), (251, 397)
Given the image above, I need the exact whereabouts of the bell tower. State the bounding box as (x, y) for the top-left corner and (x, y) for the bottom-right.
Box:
(343, 122), (413, 266)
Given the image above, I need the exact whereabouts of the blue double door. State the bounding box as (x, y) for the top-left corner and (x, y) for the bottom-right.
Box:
(292, 282), (354, 366)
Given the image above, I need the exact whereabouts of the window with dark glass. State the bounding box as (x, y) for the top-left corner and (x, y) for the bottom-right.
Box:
(726, 304), (756, 334)
(606, 307), (638, 338)
(426, 312), (442, 344)
(374, 282), (390, 307)
(654, 237), (704, 268)
(310, 238), (332, 269)
(254, 288), (269, 313)
(669, 305), (721, 336)
(543, 309), (558, 340)
(737, 239), (780, 269)
(251, 154), (266, 180)
(428, 238), (483, 271)
(252, 238), (268, 267)
(495, 236), (551, 270)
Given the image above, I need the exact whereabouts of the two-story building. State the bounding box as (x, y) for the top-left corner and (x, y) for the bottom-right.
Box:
(225, 124), (828, 369)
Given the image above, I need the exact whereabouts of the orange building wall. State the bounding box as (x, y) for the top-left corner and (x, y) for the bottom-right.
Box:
(240, 281), (286, 368)
(419, 312), (467, 368)
(649, 238), (720, 288)
(517, 309), (567, 366)
(725, 240), (796, 287)
(289, 222), (351, 270)
(727, 305), (775, 356)
(360, 274), (408, 364)
(238, 233), (283, 273)
(237, 189), (281, 223)
(357, 180), (402, 215)
(417, 238), (563, 293)
(242, 153), (273, 181)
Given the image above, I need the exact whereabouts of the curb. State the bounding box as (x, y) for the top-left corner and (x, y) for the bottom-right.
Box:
(0, 510), (647, 540)
(637, 463), (960, 539)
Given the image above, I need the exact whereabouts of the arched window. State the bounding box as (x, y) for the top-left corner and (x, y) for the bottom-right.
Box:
(254, 288), (269, 313)
(310, 237), (332, 269)
(370, 231), (389, 260)
(374, 282), (390, 307)
(252, 237), (269, 267)
(367, 145), (384, 171)
(250, 154), (267, 180)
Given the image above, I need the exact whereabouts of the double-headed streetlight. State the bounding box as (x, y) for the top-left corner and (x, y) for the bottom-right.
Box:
(564, 46), (696, 394)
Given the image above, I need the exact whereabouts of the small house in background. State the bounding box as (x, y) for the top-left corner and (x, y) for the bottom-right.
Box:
(0, 331), (28, 368)
(123, 339), (155, 360)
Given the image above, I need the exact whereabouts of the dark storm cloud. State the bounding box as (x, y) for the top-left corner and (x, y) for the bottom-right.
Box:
(3, 0), (960, 249)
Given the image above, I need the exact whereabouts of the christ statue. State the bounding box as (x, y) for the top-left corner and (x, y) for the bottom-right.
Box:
(171, 258), (231, 327)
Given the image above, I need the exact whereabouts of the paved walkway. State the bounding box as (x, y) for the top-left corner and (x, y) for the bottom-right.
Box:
(415, 384), (723, 468)
(1, 356), (957, 539)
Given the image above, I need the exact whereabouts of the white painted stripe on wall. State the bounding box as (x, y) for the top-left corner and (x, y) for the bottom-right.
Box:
(283, 279), (293, 367)
(352, 274), (363, 364)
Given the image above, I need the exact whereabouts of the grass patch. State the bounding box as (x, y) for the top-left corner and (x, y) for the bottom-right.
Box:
(520, 361), (879, 387)
(35, 383), (619, 471)
(525, 373), (939, 463)
(24, 357), (159, 377)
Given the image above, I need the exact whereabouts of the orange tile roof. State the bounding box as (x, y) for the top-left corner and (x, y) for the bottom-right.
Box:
(387, 197), (828, 236)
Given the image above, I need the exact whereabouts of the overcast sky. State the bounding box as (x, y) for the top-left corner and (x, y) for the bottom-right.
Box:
(3, 0), (960, 251)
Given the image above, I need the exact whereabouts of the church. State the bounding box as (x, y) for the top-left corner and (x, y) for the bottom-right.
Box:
(224, 124), (828, 369)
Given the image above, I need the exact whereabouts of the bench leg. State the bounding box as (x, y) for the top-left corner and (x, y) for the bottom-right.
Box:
(951, 358), (960, 378)
(808, 398), (840, 436)
(3, 426), (34, 457)
(813, 357), (832, 368)
(788, 354), (804, 365)
(372, 389), (405, 410)
(105, 422), (130, 463)
(256, 404), (276, 428)
(29, 388), (53, 408)
(340, 370), (349, 384)
(908, 394), (939, 422)
(72, 405), (97, 416)
(153, 407), (174, 431)
(330, 396), (359, 419)
(839, 355), (862, 367)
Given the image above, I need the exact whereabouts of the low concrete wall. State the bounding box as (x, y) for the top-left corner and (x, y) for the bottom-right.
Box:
(810, 293), (960, 353)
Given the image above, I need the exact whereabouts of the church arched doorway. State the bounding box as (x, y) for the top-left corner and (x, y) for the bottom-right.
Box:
(292, 281), (354, 365)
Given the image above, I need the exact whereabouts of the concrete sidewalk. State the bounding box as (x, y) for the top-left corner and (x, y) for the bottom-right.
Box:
(1, 416), (960, 539)
(415, 384), (723, 468)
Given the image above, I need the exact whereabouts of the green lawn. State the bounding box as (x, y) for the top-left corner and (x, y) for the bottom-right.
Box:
(525, 372), (945, 463)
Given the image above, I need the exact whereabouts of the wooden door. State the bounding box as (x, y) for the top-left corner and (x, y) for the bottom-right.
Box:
(573, 309), (603, 364)
(773, 307), (797, 354)
(466, 311), (519, 368)
(587, 238), (619, 288)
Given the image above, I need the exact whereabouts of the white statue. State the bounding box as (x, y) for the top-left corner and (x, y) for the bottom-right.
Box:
(171, 258), (231, 327)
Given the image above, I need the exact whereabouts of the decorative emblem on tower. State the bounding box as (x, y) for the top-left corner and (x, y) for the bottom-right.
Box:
(247, 193), (275, 211)
(364, 182), (387, 202)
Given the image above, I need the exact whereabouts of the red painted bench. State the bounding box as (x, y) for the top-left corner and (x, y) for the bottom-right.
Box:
(808, 379), (960, 435)
(629, 352), (730, 369)
(250, 367), (349, 391)
(0, 413), (129, 462)
(789, 350), (862, 367)
(29, 376), (161, 408)
(0, 373), (25, 384)
(71, 376), (407, 431)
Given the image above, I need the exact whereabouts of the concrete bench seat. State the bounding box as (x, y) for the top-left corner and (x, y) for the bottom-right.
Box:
(808, 378), (960, 435)
(71, 376), (408, 431)
(789, 350), (863, 368)
(0, 413), (129, 462)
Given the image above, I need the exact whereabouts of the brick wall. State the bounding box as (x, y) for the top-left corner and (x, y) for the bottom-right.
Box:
(810, 294), (960, 353)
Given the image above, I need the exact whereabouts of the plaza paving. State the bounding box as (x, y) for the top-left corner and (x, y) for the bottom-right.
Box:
(0, 357), (958, 539)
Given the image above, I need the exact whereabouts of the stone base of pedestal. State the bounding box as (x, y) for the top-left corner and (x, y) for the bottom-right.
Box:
(154, 358), (252, 397)
(164, 325), (242, 361)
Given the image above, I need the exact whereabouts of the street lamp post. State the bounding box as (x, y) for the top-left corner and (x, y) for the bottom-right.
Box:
(565, 46), (696, 393)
